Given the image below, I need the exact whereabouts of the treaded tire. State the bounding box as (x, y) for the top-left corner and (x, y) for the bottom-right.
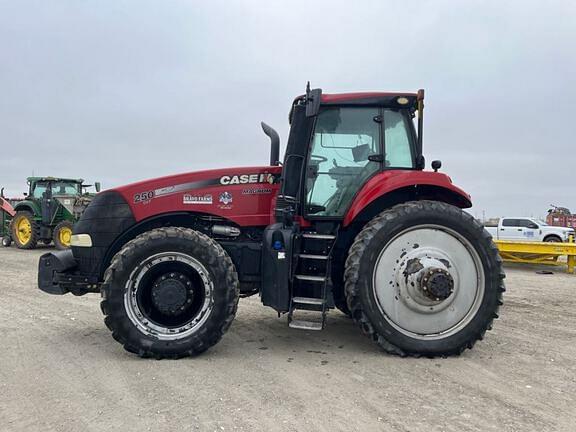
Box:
(10, 211), (38, 249)
(53, 220), (74, 250)
(344, 200), (505, 357)
(100, 227), (239, 359)
(544, 235), (561, 243)
(334, 296), (351, 317)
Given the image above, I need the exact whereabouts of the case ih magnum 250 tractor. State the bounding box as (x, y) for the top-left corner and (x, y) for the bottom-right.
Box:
(39, 86), (504, 359)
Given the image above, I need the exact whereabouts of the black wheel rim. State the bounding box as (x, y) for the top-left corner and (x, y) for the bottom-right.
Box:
(124, 252), (214, 340)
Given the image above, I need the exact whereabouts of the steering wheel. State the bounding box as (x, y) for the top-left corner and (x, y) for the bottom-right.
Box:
(310, 155), (328, 163)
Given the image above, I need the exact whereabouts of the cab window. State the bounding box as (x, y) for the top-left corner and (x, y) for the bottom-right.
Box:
(53, 182), (80, 195)
(518, 219), (538, 228)
(384, 109), (414, 168)
(305, 107), (380, 217)
(31, 182), (49, 198)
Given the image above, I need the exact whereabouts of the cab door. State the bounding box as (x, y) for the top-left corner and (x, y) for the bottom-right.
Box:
(304, 107), (380, 217)
(304, 107), (415, 218)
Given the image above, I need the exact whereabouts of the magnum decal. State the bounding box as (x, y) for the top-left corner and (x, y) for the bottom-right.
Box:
(242, 188), (272, 195)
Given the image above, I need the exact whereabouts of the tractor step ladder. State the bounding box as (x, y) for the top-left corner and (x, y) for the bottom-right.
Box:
(288, 232), (336, 331)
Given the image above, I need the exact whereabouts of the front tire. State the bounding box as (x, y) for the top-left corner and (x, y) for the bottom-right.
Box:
(2, 236), (11, 247)
(100, 227), (239, 359)
(53, 220), (74, 250)
(344, 201), (505, 357)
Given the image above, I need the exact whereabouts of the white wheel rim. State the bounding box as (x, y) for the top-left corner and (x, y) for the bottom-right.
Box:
(372, 225), (485, 340)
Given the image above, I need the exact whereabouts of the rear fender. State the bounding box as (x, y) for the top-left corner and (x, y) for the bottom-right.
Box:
(14, 200), (41, 217)
(342, 171), (471, 227)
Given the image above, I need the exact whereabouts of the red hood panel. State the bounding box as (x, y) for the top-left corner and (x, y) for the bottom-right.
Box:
(113, 166), (282, 226)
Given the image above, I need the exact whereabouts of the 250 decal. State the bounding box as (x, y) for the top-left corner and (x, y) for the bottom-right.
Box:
(133, 190), (155, 203)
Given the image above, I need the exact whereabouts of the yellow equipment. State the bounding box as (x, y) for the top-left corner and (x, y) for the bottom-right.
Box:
(494, 239), (576, 274)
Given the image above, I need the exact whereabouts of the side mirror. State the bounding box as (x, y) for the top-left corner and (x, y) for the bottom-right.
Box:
(95, 182), (101, 192)
(415, 154), (425, 170)
(431, 160), (442, 172)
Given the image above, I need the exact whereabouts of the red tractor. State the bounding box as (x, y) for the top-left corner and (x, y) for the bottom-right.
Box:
(38, 86), (504, 359)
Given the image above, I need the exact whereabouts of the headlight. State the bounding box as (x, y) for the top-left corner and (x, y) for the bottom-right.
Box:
(70, 234), (93, 247)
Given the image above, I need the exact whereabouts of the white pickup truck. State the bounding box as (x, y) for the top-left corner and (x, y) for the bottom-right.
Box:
(485, 217), (575, 242)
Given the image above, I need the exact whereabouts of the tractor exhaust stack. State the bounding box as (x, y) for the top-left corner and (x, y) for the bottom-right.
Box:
(261, 122), (280, 166)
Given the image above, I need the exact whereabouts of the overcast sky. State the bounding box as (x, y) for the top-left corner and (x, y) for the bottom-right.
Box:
(1, 0), (574, 219)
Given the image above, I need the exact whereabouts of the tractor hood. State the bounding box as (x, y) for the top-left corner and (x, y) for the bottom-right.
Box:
(112, 166), (282, 227)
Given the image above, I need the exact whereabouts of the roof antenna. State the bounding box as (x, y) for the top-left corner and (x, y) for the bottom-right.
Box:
(304, 81), (322, 117)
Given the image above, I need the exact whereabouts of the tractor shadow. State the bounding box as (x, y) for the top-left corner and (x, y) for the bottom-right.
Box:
(59, 309), (382, 363)
(228, 308), (382, 358)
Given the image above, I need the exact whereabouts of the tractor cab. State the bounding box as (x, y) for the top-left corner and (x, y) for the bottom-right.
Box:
(27, 177), (84, 226)
(260, 86), (426, 329)
(28, 177), (93, 198)
(280, 86), (422, 220)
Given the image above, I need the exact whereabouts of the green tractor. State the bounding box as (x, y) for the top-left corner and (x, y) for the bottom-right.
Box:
(1, 177), (100, 250)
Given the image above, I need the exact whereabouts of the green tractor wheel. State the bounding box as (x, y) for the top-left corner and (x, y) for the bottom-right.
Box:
(53, 220), (74, 250)
(10, 211), (39, 249)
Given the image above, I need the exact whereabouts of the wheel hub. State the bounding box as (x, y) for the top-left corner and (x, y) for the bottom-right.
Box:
(59, 227), (72, 246)
(420, 268), (454, 301)
(151, 272), (193, 316)
(396, 253), (456, 313)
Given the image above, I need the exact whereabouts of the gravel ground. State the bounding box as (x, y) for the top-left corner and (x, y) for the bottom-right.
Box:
(0, 246), (575, 432)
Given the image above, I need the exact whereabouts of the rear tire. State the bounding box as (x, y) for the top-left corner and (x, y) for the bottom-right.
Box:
(100, 227), (239, 359)
(10, 211), (38, 249)
(344, 201), (505, 357)
(53, 220), (74, 250)
(334, 296), (351, 317)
